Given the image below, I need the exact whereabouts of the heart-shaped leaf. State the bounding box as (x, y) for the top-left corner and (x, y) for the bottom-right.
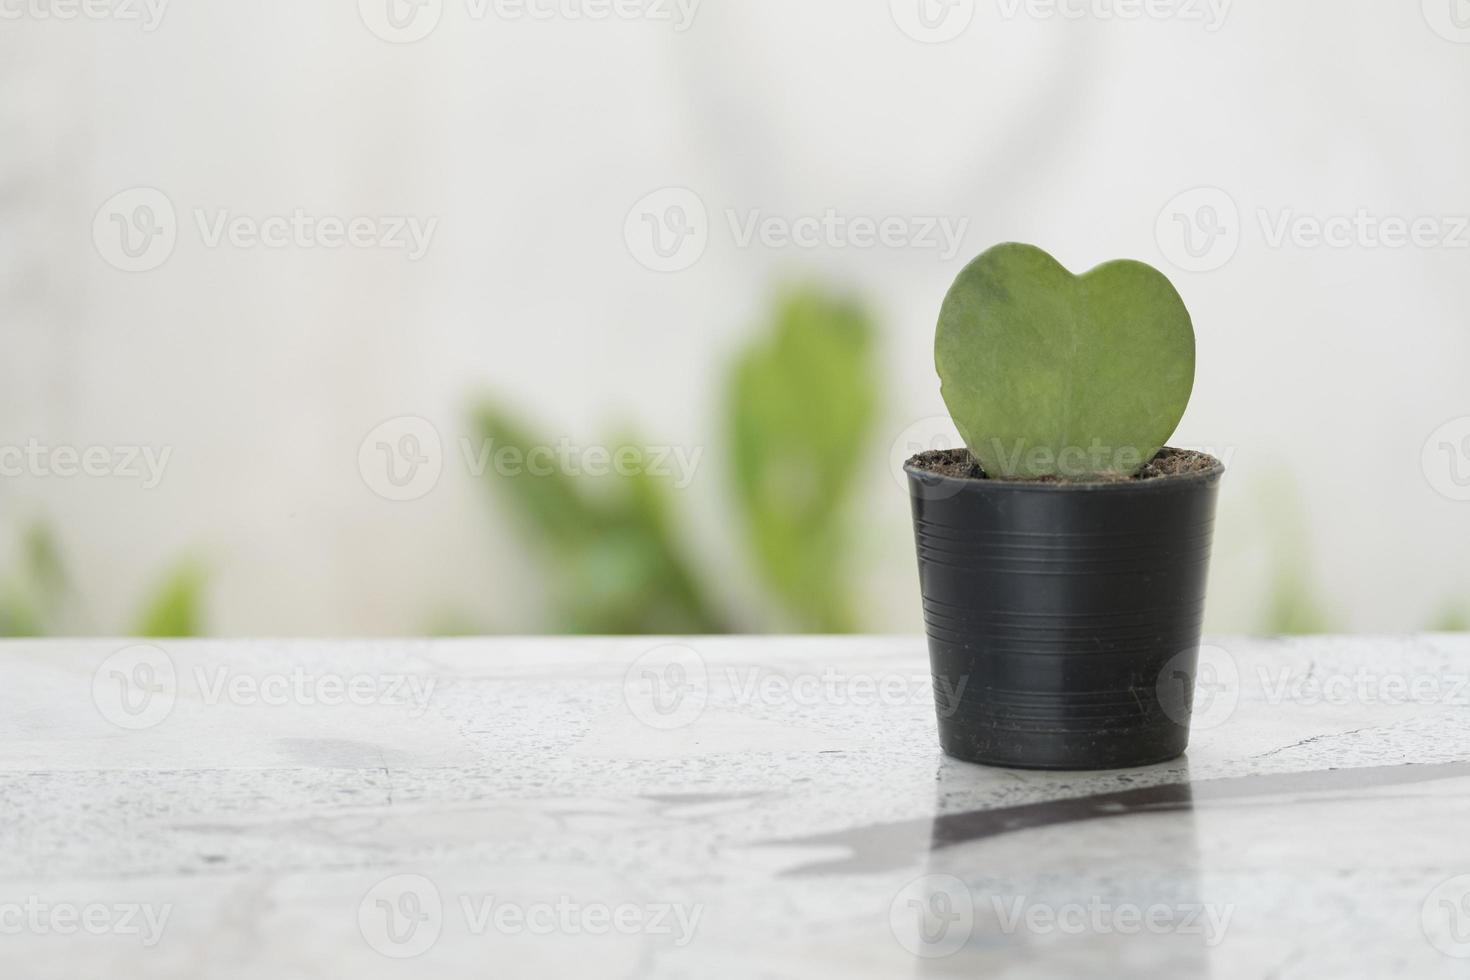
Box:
(936, 243), (1196, 480)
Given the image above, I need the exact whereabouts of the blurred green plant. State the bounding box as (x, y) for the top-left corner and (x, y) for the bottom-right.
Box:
(0, 522), (207, 638)
(0, 524), (65, 636)
(1257, 473), (1333, 636)
(726, 286), (877, 630)
(471, 409), (724, 634)
(133, 560), (208, 637)
(470, 284), (877, 635)
(1264, 562), (1332, 636)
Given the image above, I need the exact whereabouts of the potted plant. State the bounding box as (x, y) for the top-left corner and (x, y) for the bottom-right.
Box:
(905, 243), (1225, 770)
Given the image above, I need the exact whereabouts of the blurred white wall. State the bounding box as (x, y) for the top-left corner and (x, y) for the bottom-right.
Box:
(1, 0), (1467, 635)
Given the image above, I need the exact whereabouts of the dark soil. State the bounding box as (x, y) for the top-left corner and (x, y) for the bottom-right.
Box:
(907, 447), (1223, 484)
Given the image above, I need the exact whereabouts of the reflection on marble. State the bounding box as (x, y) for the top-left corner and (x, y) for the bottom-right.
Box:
(3, 635), (1470, 978)
(774, 760), (1470, 876)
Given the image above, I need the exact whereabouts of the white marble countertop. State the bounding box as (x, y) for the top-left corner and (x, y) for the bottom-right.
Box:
(5, 635), (1470, 978)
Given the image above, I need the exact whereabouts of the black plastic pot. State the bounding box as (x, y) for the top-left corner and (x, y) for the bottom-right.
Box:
(906, 449), (1225, 771)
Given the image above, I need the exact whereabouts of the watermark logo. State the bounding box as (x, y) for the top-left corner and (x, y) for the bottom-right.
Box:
(996, 0), (1232, 31)
(623, 644), (707, 730)
(1157, 643), (1239, 730)
(92, 644), (177, 731)
(624, 188), (709, 273)
(1156, 186), (1240, 273)
(359, 0), (443, 42)
(359, 874), (444, 958)
(890, 875), (974, 958)
(889, 415), (966, 498)
(0, 0), (170, 30)
(0, 898), (172, 946)
(890, 0), (976, 43)
(359, 417), (444, 502)
(1423, 417), (1470, 502)
(1423, 0), (1470, 43)
(93, 187), (177, 273)
(1423, 875), (1470, 957)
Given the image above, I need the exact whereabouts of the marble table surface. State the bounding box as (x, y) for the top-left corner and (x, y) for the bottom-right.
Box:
(4, 635), (1470, 978)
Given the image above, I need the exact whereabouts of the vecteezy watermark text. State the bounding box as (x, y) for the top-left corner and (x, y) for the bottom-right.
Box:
(0, 0), (169, 30)
(459, 438), (702, 488)
(1157, 186), (1470, 272)
(1257, 665), (1470, 707)
(93, 187), (438, 272)
(624, 188), (970, 272)
(194, 666), (437, 717)
(91, 644), (439, 731)
(621, 643), (969, 731)
(358, 874), (703, 958)
(991, 895), (1232, 945)
(721, 666), (967, 714)
(358, 416), (704, 503)
(889, 875), (1234, 958)
(725, 209), (969, 261)
(0, 898), (172, 947)
(983, 438), (1150, 478)
(193, 210), (437, 260)
(1257, 210), (1470, 251)
(0, 440), (171, 488)
(973, 438), (1236, 479)
(996, 0), (1231, 30)
(358, 0), (700, 43)
(890, 0), (1229, 42)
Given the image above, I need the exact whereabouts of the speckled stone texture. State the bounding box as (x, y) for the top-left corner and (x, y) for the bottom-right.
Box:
(4, 635), (1470, 978)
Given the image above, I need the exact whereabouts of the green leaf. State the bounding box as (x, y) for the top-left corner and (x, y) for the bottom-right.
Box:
(936, 243), (1195, 479)
(133, 561), (207, 638)
(472, 406), (724, 635)
(473, 408), (603, 550)
(1264, 563), (1331, 636)
(1255, 472), (1333, 636)
(727, 286), (877, 631)
(0, 522), (67, 637)
(21, 523), (66, 601)
(0, 585), (44, 638)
